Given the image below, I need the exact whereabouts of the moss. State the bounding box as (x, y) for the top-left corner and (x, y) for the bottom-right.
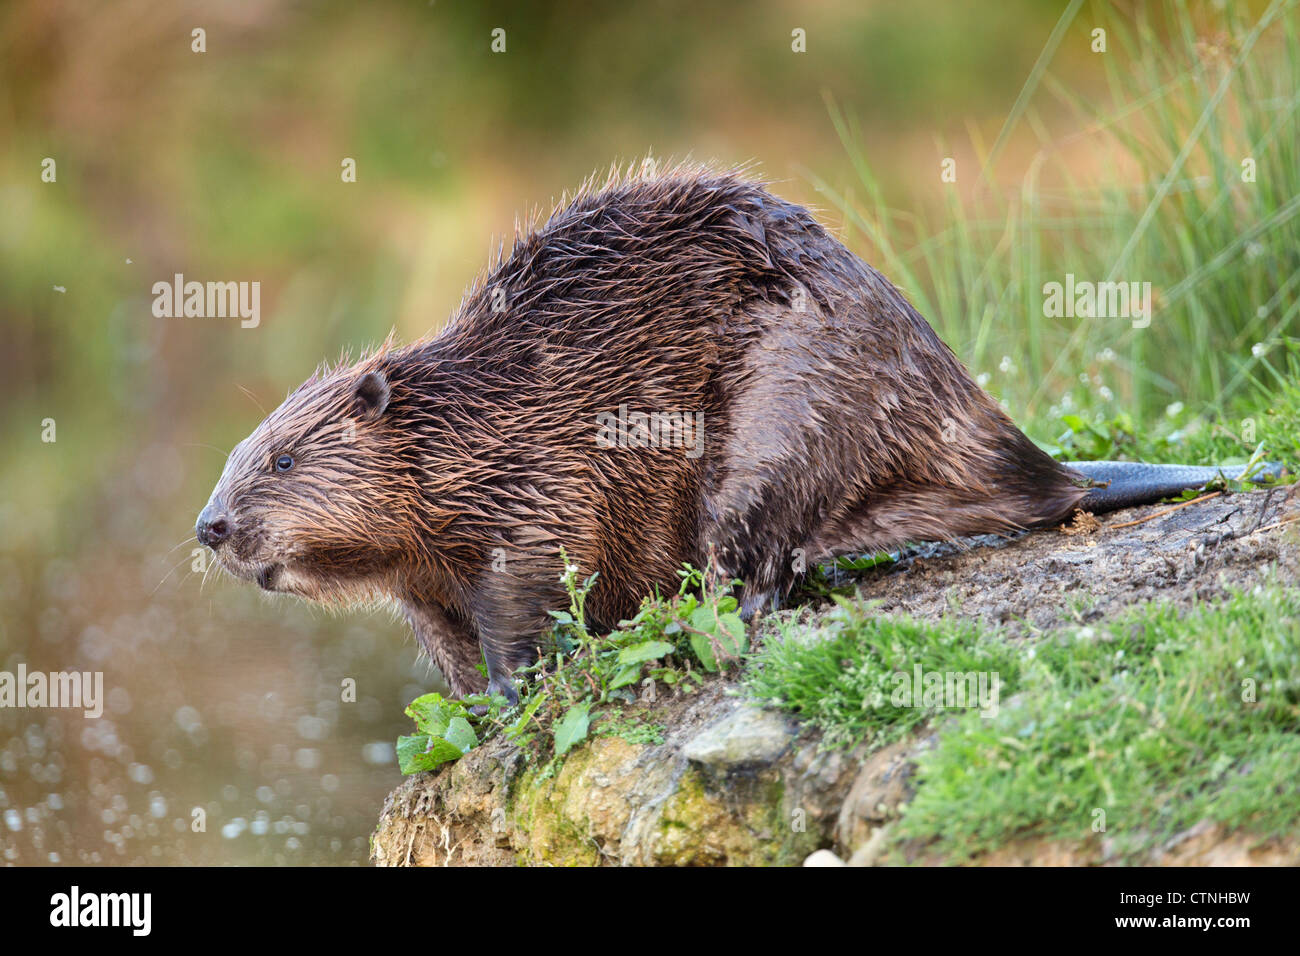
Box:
(507, 737), (655, 865)
(593, 714), (667, 746)
(510, 750), (601, 866)
(489, 728), (810, 866)
(652, 770), (797, 865)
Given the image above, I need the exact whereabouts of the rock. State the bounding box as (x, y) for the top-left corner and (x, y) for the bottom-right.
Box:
(373, 672), (1300, 867)
(1149, 822), (1300, 866)
(847, 823), (893, 866)
(373, 684), (856, 866)
(835, 737), (924, 852)
(682, 706), (796, 770)
(803, 849), (845, 866)
(908, 823), (1300, 866)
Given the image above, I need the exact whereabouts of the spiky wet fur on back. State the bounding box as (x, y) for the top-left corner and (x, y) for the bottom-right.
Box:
(205, 161), (1087, 696)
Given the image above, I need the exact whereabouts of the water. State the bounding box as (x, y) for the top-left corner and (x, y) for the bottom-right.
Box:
(0, 519), (444, 866)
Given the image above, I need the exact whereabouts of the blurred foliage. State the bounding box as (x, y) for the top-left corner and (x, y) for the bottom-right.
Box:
(815, 0), (1299, 452)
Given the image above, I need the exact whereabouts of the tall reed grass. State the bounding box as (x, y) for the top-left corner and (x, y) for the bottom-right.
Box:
(810, 0), (1300, 449)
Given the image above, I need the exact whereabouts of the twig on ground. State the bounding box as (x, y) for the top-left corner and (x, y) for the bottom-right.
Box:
(1251, 513), (1300, 536)
(1108, 492), (1221, 530)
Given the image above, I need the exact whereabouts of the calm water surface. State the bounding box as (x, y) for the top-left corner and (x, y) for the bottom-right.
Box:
(0, 470), (443, 865)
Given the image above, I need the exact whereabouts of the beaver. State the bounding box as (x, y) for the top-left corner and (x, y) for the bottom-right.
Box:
(196, 163), (1272, 705)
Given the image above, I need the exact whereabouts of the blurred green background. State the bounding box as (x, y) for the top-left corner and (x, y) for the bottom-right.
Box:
(1, 0), (1296, 864)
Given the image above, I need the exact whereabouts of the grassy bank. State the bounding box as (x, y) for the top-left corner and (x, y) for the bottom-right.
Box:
(749, 581), (1300, 862)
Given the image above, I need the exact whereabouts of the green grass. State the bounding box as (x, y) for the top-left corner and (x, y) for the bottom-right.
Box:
(747, 583), (1300, 862)
(893, 584), (1300, 862)
(747, 600), (1023, 750)
(810, 0), (1300, 441)
(1048, 338), (1300, 472)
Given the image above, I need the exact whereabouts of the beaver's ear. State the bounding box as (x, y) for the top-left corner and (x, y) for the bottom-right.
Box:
(354, 370), (390, 421)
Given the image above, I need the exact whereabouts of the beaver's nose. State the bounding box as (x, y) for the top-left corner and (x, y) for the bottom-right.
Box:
(196, 501), (232, 549)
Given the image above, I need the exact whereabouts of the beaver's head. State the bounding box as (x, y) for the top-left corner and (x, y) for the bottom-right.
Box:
(196, 358), (423, 602)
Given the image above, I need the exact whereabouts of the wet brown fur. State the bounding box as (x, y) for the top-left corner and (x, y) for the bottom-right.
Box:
(200, 162), (1089, 699)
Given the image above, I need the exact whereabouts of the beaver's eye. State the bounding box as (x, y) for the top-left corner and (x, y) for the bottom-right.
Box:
(274, 454), (294, 473)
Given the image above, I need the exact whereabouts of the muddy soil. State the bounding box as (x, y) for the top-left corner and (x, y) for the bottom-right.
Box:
(836, 485), (1300, 631)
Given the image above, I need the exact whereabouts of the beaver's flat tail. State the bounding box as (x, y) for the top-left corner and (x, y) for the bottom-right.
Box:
(1067, 460), (1283, 513)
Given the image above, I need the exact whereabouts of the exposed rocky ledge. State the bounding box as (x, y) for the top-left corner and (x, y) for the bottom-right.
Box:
(372, 486), (1300, 866)
(373, 685), (855, 866)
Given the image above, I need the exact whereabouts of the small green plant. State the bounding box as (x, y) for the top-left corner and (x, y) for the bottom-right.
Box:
(395, 693), (479, 774)
(594, 714), (667, 746)
(1252, 338), (1300, 468)
(747, 581), (1300, 863)
(1052, 411), (1143, 462)
(1050, 399), (1290, 481)
(792, 552), (896, 603)
(396, 553), (749, 772)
